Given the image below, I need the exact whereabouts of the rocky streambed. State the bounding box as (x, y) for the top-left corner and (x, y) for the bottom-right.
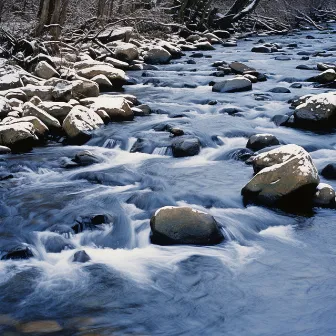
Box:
(0, 25), (336, 335)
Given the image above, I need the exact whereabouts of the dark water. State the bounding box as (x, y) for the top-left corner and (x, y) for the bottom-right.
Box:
(0, 27), (336, 335)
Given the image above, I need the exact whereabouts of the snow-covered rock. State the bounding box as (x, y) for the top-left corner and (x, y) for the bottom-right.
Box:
(62, 106), (104, 144)
(80, 96), (133, 121)
(308, 69), (336, 84)
(242, 144), (320, 208)
(0, 73), (23, 91)
(143, 46), (172, 64)
(35, 61), (59, 80)
(38, 102), (73, 121)
(76, 64), (128, 87)
(22, 102), (61, 129)
(313, 183), (336, 208)
(294, 92), (336, 128)
(2, 116), (48, 138)
(0, 122), (38, 151)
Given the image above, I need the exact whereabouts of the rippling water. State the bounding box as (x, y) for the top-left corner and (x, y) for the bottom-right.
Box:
(1, 27), (336, 335)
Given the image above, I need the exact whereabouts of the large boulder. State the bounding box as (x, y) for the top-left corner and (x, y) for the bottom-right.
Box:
(76, 64), (128, 87)
(143, 46), (172, 64)
(62, 106), (104, 144)
(38, 102), (73, 121)
(294, 92), (336, 128)
(212, 77), (252, 93)
(2, 116), (48, 138)
(308, 69), (336, 84)
(0, 73), (23, 91)
(242, 144), (319, 208)
(150, 206), (224, 245)
(114, 42), (139, 62)
(0, 122), (38, 151)
(172, 137), (201, 157)
(246, 134), (280, 152)
(35, 61), (59, 79)
(71, 79), (100, 100)
(22, 102), (61, 130)
(21, 85), (53, 101)
(80, 96), (133, 121)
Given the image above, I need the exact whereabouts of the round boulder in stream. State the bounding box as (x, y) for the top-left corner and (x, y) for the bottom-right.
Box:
(246, 134), (280, 152)
(150, 206), (224, 245)
(172, 137), (201, 157)
(242, 144), (320, 209)
(212, 77), (252, 93)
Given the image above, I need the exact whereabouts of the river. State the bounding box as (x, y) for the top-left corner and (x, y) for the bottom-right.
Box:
(0, 26), (336, 335)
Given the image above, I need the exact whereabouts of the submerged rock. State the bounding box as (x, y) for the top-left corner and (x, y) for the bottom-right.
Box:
(150, 206), (224, 245)
(73, 150), (102, 166)
(1, 246), (34, 260)
(73, 250), (91, 263)
(246, 134), (280, 152)
(242, 144), (320, 209)
(293, 92), (336, 128)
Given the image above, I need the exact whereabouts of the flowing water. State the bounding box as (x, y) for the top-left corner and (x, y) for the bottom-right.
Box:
(0, 27), (336, 335)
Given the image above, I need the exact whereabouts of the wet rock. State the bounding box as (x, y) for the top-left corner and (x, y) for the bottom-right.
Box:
(242, 144), (319, 208)
(321, 163), (336, 179)
(35, 61), (59, 79)
(229, 148), (254, 161)
(212, 77), (252, 93)
(130, 138), (156, 154)
(189, 52), (204, 58)
(1, 246), (34, 260)
(48, 224), (75, 236)
(219, 107), (242, 115)
(172, 137), (200, 157)
(114, 42), (139, 62)
(194, 41), (215, 50)
(317, 63), (336, 71)
(62, 105), (104, 144)
(22, 102), (61, 130)
(80, 96), (133, 121)
(272, 114), (290, 126)
(294, 92), (336, 128)
(269, 87), (291, 93)
(307, 69), (336, 84)
(313, 183), (336, 208)
(0, 122), (38, 151)
(0, 172), (14, 180)
(229, 62), (255, 75)
(72, 214), (113, 233)
(143, 46), (171, 64)
(290, 83), (302, 89)
(19, 320), (62, 333)
(73, 250), (91, 263)
(170, 127), (184, 136)
(246, 134), (280, 152)
(0, 145), (11, 154)
(275, 56), (291, 61)
(150, 206), (224, 245)
(158, 41), (183, 58)
(251, 45), (273, 53)
(296, 65), (314, 70)
(40, 234), (75, 253)
(73, 150), (102, 166)
(213, 30), (230, 39)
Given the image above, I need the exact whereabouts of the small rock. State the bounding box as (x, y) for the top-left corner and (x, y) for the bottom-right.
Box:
(73, 250), (91, 263)
(212, 77), (252, 93)
(269, 87), (291, 93)
(73, 150), (102, 166)
(321, 163), (336, 179)
(246, 134), (280, 151)
(172, 137), (200, 157)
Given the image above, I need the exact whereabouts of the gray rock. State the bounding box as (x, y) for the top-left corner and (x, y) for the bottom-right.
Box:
(73, 150), (102, 166)
(35, 61), (59, 79)
(313, 183), (336, 208)
(308, 69), (336, 84)
(212, 77), (252, 93)
(246, 134), (280, 151)
(73, 250), (91, 263)
(114, 42), (139, 62)
(321, 163), (336, 179)
(172, 137), (200, 157)
(143, 46), (171, 64)
(269, 87), (291, 93)
(150, 206), (224, 245)
(242, 144), (320, 208)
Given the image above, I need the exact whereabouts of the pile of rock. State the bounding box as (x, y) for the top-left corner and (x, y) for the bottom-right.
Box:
(242, 144), (336, 210)
(211, 62), (267, 93)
